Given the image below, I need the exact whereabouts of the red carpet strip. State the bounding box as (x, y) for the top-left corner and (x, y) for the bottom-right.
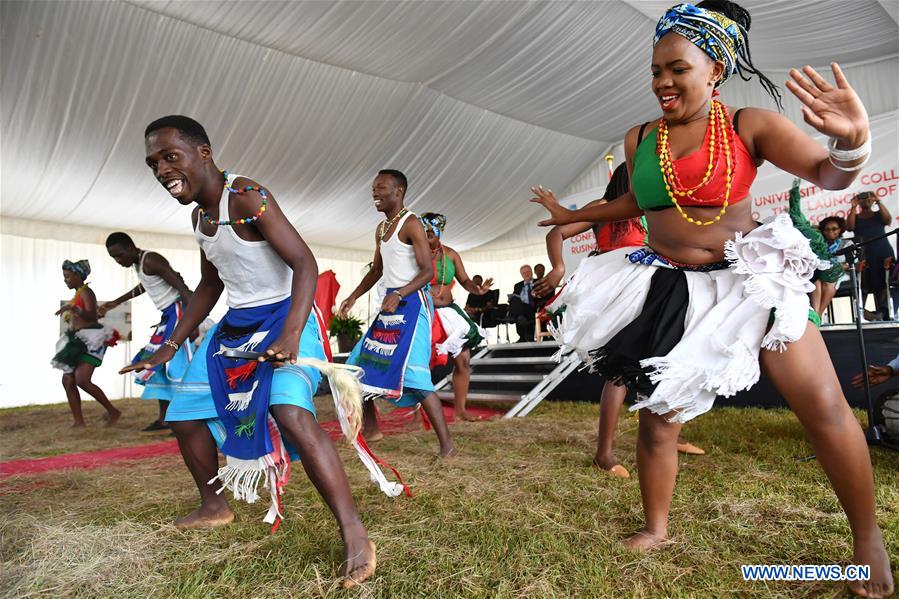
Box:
(0, 404), (501, 479)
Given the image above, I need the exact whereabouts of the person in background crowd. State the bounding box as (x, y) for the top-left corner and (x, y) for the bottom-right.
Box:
(786, 179), (848, 318)
(847, 191), (894, 320)
(816, 216), (852, 316)
(852, 354), (899, 388)
(512, 264), (536, 342)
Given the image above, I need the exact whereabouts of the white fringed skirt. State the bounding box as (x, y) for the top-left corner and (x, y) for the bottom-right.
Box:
(550, 214), (827, 423)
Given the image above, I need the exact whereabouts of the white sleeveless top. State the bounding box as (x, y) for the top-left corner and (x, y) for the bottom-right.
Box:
(134, 251), (179, 311)
(193, 173), (292, 309)
(379, 211), (420, 291)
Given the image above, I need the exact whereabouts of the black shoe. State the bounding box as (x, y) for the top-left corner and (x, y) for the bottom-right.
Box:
(141, 419), (170, 432)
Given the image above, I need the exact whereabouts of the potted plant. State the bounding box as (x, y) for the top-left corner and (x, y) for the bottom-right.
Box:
(329, 314), (365, 353)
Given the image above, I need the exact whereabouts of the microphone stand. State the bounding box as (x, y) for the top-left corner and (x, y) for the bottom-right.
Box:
(833, 227), (899, 451)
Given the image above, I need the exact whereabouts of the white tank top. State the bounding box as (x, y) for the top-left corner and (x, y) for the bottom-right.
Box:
(134, 251), (180, 311)
(379, 211), (420, 292)
(193, 173), (292, 309)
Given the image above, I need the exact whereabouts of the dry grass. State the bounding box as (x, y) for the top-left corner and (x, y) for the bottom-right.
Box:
(1, 399), (897, 598)
(0, 397), (171, 460)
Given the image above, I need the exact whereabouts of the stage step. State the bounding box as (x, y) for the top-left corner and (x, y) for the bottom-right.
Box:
(469, 373), (544, 383)
(470, 356), (557, 366)
(486, 341), (559, 351)
(431, 341), (586, 418)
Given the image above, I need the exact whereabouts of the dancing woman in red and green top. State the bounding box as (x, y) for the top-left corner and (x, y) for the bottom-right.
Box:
(531, 2), (891, 596)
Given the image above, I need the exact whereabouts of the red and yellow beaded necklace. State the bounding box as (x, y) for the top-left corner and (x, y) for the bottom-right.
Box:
(657, 99), (734, 226)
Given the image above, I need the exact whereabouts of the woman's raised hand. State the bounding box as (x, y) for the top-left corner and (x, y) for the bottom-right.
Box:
(530, 186), (573, 227)
(785, 63), (869, 146)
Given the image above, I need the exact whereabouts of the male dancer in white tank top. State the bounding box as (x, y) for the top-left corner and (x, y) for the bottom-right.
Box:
(339, 170), (456, 457)
(122, 116), (376, 588)
(101, 232), (193, 431)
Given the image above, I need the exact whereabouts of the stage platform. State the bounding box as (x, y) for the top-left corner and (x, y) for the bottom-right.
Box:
(424, 321), (899, 415)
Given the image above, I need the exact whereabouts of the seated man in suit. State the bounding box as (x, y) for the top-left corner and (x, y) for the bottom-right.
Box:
(511, 265), (537, 342)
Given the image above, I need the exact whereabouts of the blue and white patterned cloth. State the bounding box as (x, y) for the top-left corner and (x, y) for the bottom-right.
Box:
(654, 3), (744, 85)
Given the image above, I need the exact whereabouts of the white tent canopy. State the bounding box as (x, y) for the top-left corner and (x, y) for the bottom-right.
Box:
(3, 0), (897, 254)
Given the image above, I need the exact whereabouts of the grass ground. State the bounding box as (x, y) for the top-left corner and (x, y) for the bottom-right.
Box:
(1, 397), (897, 598)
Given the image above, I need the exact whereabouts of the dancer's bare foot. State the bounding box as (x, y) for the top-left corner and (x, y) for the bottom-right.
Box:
(593, 452), (620, 471)
(848, 530), (894, 598)
(174, 505), (235, 530)
(71, 421), (86, 428)
(340, 537), (377, 589)
(103, 409), (122, 427)
(676, 441), (705, 455)
(440, 446), (458, 459)
(622, 529), (670, 551)
(456, 410), (479, 422)
(362, 428), (384, 442)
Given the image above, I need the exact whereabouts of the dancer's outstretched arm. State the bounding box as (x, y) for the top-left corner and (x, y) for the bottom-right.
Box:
(446, 246), (492, 296)
(536, 204), (603, 297)
(531, 189), (642, 228)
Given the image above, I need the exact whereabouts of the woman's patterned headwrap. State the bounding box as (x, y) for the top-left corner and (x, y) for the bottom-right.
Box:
(655, 3), (782, 110)
(420, 213), (447, 238)
(62, 259), (91, 280)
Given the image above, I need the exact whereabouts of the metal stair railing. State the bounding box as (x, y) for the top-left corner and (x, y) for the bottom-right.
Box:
(503, 350), (582, 418)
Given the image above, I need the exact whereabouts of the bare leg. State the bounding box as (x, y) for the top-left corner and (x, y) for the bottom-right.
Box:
(593, 382), (628, 472)
(419, 392), (456, 457)
(62, 373), (85, 427)
(819, 282), (838, 318)
(74, 363), (120, 425)
(270, 405), (375, 588)
(810, 280), (823, 314)
(451, 349), (477, 421)
(624, 408), (681, 550)
(158, 400), (170, 423)
(761, 323), (892, 598)
(169, 419), (233, 529)
(361, 400), (383, 442)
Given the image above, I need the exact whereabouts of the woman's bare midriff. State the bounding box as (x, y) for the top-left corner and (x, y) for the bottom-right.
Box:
(643, 200), (759, 264)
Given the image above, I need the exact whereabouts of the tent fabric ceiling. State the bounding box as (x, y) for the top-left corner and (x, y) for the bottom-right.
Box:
(2, 1), (897, 253)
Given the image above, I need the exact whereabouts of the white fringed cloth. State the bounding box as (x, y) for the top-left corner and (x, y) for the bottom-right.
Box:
(550, 215), (828, 423)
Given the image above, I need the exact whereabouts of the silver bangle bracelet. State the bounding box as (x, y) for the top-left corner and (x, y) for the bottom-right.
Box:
(827, 134), (871, 162)
(163, 339), (180, 351)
